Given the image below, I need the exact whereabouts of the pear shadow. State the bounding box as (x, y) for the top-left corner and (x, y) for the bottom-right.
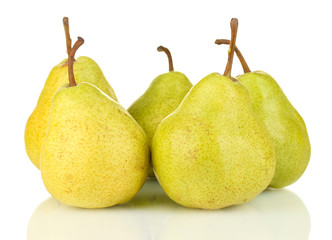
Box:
(123, 178), (179, 209)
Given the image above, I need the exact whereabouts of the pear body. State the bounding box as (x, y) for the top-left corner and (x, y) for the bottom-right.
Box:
(237, 71), (310, 188)
(41, 83), (148, 208)
(128, 71), (192, 176)
(25, 57), (118, 169)
(152, 73), (276, 209)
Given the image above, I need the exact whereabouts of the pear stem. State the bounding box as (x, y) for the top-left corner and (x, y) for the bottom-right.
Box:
(223, 18), (238, 78)
(215, 39), (251, 73)
(157, 46), (174, 72)
(63, 17), (72, 56)
(68, 37), (84, 87)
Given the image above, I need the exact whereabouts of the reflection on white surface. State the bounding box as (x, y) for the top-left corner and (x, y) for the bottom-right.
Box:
(155, 188), (311, 240)
(28, 179), (310, 240)
(27, 198), (150, 240)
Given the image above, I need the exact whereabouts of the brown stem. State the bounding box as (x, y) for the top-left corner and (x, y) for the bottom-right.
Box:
(215, 39), (251, 73)
(63, 17), (72, 56)
(68, 37), (84, 87)
(223, 18), (238, 78)
(157, 46), (174, 72)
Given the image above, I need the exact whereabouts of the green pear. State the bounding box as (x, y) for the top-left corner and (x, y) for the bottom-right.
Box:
(152, 19), (276, 209)
(128, 46), (192, 177)
(215, 39), (311, 188)
(25, 17), (118, 169)
(41, 37), (149, 208)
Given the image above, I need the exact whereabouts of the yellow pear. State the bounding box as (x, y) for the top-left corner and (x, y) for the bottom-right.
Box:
(25, 17), (117, 169)
(152, 19), (276, 209)
(41, 38), (149, 208)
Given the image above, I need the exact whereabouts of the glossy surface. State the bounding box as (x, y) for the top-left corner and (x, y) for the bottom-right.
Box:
(27, 180), (310, 240)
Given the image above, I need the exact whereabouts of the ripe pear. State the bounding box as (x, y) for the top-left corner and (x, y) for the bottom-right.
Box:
(41, 38), (149, 208)
(215, 39), (311, 188)
(25, 17), (117, 169)
(128, 46), (192, 177)
(152, 19), (276, 209)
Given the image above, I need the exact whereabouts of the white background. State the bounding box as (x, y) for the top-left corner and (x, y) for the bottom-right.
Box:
(0, 0), (331, 239)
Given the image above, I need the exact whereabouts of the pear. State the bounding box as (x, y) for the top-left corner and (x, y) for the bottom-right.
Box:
(151, 19), (276, 209)
(215, 39), (311, 188)
(128, 46), (192, 177)
(41, 37), (149, 208)
(25, 17), (117, 169)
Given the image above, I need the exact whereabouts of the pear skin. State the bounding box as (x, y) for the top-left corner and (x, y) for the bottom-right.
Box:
(152, 73), (276, 209)
(41, 82), (149, 208)
(237, 71), (311, 188)
(128, 46), (192, 177)
(128, 71), (192, 145)
(25, 56), (118, 169)
(215, 39), (311, 188)
(152, 19), (276, 209)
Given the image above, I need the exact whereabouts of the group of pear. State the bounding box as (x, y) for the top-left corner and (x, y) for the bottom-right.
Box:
(25, 17), (310, 209)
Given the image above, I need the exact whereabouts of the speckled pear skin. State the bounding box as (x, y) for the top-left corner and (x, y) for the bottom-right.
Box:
(41, 83), (149, 208)
(25, 56), (118, 169)
(128, 71), (192, 176)
(237, 71), (311, 188)
(152, 73), (276, 209)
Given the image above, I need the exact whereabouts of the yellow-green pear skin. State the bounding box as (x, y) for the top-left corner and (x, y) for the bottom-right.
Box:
(128, 71), (192, 144)
(25, 56), (118, 169)
(128, 71), (192, 177)
(41, 83), (149, 208)
(237, 71), (311, 188)
(152, 73), (276, 209)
